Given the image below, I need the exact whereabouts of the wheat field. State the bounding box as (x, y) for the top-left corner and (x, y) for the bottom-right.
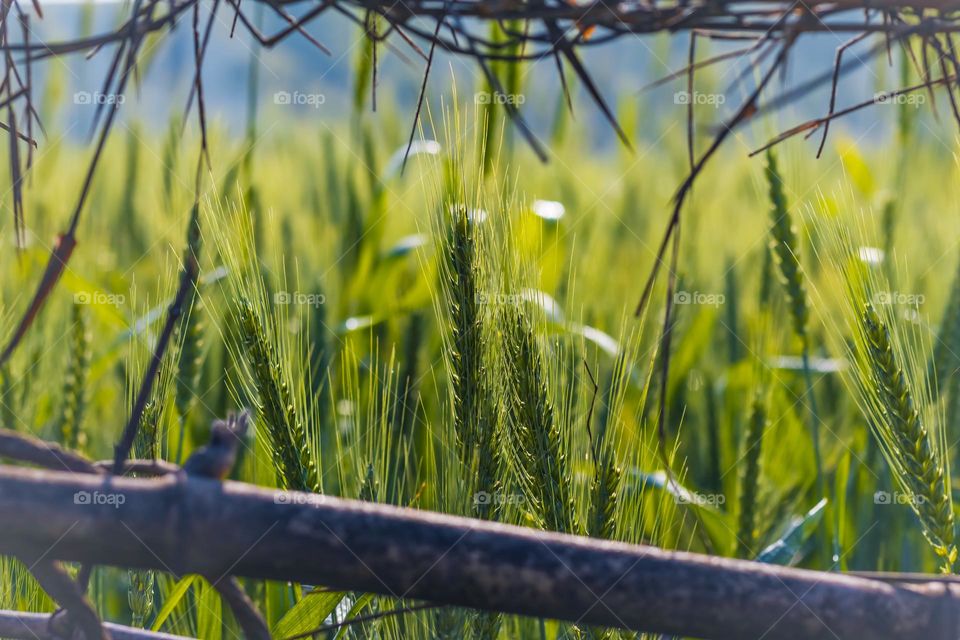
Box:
(1, 37), (960, 637)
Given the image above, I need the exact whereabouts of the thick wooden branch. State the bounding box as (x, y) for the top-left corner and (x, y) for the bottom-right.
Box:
(0, 465), (957, 640)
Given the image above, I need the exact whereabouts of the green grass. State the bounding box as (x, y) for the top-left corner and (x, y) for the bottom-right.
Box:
(2, 59), (960, 637)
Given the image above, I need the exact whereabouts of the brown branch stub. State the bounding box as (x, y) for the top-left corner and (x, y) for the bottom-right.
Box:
(0, 427), (99, 474)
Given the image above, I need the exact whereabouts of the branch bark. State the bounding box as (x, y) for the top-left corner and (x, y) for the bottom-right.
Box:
(0, 465), (957, 640)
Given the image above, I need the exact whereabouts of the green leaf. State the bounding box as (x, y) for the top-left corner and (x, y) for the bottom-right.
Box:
(273, 589), (346, 639)
(151, 575), (199, 632)
(628, 469), (733, 552)
(756, 499), (828, 565)
(197, 579), (223, 640)
(333, 593), (375, 640)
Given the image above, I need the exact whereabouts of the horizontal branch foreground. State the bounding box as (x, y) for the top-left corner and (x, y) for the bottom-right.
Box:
(1, 467), (959, 639)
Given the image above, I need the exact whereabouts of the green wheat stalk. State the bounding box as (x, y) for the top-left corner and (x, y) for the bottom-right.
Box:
(438, 201), (504, 521)
(175, 203), (205, 464)
(931, 258), (960, 466)
(588, 455), (620, 541)
(449, 209), (505, 635)
(128, 401), (160, 627)
(737, 395), (767, 558)
(586, 354), (627, 543)
(765, 150), (811, 345)
(59, 302), (91, 451)
(237, 296), (320, 492)
(446, 204), (485, 464)
(764, 150), (826, 549)
(504, 308), (578, 535)
(860, 303), (956, 571)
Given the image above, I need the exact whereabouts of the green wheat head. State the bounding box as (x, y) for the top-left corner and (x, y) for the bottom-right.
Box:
(237, 296), (320, 492)
(813, 208), (957, 572)
(429, 132), (506, 521)
(206, 199), (322, 494)
(133, 400), (160, 461)
(765, 149), (810, 344)
(175, 203), (205, 424)
(129, 401), (160, 627)
(931, 258), (960, 458)
(446, 204), (486, 464)
(860, 303), (956, 570)
(503, 308), (578, 534)
(59, 302), (91, 451)
(588, 455), (620, 541)
(737, 395), (766, 558)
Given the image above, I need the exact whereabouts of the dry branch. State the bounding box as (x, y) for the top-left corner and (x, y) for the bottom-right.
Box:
(0, 464), (959, 640)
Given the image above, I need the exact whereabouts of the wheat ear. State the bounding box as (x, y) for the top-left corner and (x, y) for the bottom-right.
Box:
(59, 303), (91, 452)
(737, 396), (766, 558)
(862, 303), (957, 571)
(237, 297), (320, 492)
(505, 309), (578, 534)
(128, 401), (160, 627)
(174, 204), (205, 464)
